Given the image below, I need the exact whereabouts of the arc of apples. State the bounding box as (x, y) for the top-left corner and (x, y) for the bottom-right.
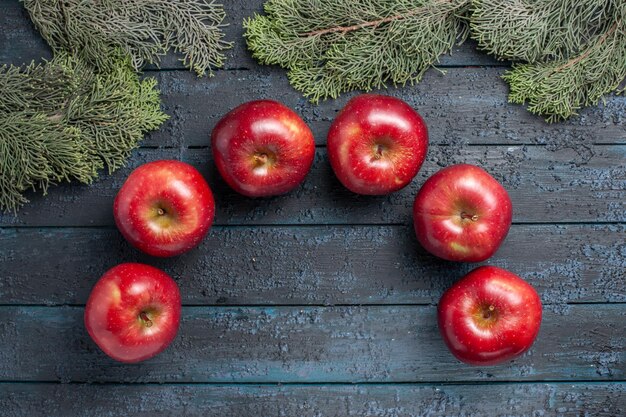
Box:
(85, 95), (542, 367)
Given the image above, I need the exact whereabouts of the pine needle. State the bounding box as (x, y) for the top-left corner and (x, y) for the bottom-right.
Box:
(471, 0), (618, 62)
(244, 0), (470, 102)
(22, 0), (232, 76)
(0, 52), (168, 212)
(503, 20), (626, 122)
(471, 0), (626, 122)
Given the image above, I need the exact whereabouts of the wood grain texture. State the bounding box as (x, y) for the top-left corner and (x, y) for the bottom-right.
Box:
(145, 68), (626, 148)
(2, 382), (625, 417)
(1, 224), (624, 306)
(1, 0), (624, 413)
(1, 145), (623, 227)
(1, 305), (624, 383)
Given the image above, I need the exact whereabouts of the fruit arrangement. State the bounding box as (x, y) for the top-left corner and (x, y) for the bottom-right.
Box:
(85, 94), (542, 366)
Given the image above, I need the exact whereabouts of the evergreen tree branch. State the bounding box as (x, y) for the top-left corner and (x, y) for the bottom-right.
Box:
(245, 0), (470, 102)
(22, 0), (232, 76)
(470, 0), (618, 62)
(471, 0), (625, 121)
(300, 0), (457, 37)
(552, 22), (618, 73)
(502, 15), (626, 122)
(0, 52), (168, 212)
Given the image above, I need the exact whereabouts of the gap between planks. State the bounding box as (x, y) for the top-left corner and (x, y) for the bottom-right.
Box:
(1, 380), (625, 386)
(0, 221), (624, 230)
(134, 143), (626, 150)
(2, 301), (625, 308)
(141, 63), (514, 72)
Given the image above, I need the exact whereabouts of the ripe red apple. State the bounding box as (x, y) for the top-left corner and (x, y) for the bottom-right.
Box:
(211, 100), (315, 197)
(114, 160), (215, 257)
(84, 263), (182, 363)
(413, 164), (512, 262)
(438, 266), (542, 366)
(326, 94), (428, 195)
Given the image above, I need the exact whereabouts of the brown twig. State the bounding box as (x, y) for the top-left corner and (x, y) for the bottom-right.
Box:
(300, 0), (461, 37)
(552, 22), (619, 73)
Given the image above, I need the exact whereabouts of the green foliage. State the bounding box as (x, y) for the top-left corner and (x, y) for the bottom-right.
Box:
(246, 0), (625, 121)
(2, 0), (232, 210)
(23, 0), (232, 76)
(471, 0), (626, 122)
(245, 0), (470, 102)
(0, 52), (168, 212)
(471, 0), (618, 62)
(503, 21), (626, 122)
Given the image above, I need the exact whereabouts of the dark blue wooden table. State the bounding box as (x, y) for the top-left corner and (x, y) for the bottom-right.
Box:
(1, 1), (625, 415)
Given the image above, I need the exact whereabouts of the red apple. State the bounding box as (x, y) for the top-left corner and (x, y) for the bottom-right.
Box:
(211, 100), (315, 197)
(84, 263), (182, 363)
(114, 160), (214, 257)
(413, 164), (512, 262)
(326, 94), (428, 195)
(438, 266), (542, 366)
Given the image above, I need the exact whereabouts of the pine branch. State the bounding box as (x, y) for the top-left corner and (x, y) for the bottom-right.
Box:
(470, 0), (626, 121)
(502, 17), (626, 122)
(0, 52), (168, 212)
(22, 0), (232, 76)
(245, 0), (470, 102)
(471, 0), (618, 62)
(300, 5), (448, 37)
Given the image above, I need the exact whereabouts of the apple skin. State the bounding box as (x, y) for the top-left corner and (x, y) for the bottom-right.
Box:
(211, 100), (315, 197)
(438, 266), (542, 366)
(114, 160), (215, 257)
(413, 164), (512, 262)
(326, 94), (428, 195)
(84, 263), (182, 363)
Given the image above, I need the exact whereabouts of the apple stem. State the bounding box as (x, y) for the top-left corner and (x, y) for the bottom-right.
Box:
(140, 311), (153, 327)
(157, 208), (165, 216)
(483, 305), (496, 319)
(371, 144), (385, 160)
(461, 212), (479, 221)
(254, 153), (269, 166)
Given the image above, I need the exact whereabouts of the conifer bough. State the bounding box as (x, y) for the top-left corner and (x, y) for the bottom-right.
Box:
(0, 52), (167, 212)
(246, 0), (626, 122)
(23, 0), (232, 75)
(244, 0), (470, 102)
(1, 0), (233, 212)
(472, 0), (626, 122)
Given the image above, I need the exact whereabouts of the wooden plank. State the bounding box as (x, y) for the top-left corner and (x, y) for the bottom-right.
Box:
(0, 145), (623, 226)
(0, 0), (499, 69)
(0, 224), (623, 306)
(1, 382), (624, 417)
(0, 305), (624, 383)
(146, 68), (626, 148)
(0, 0), (52, 64)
